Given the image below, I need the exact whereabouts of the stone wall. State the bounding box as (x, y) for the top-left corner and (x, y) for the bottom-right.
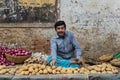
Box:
(0, 23), (55, 54)
(60, 0), (120, 57)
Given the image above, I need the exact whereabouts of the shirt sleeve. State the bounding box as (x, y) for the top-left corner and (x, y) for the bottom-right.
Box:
(50, 38), (57, 59)
(71, 33), (82, 59)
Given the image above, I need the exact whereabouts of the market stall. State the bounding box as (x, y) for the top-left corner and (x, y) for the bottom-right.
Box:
(0, 46), (120, 80)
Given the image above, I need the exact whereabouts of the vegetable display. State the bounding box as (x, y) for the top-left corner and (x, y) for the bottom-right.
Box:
(15, 63), (118, 75)
(0, 46), (32, 65)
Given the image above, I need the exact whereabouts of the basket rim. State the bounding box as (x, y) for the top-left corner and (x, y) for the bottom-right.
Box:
(5, 53), (31, 57)
(5, 53), (31, 63)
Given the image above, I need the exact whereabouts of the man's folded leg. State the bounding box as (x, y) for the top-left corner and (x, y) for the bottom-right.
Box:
(46, 56), (80, 68)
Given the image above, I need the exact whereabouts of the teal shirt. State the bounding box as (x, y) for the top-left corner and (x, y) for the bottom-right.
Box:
(50, 31), (82, 59)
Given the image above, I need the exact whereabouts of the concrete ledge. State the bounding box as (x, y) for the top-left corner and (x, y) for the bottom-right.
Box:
(89, 74), (120, 80)
(0, 74), (120, 80)
(12, 75), (30, 80)
(30, 74), (87, 80)
(0, 75), (14, 80)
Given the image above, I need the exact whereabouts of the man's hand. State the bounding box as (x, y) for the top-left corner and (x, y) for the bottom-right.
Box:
(75, 57), (87, 68)
(50, 59), (56, 66)
(71, 57), (86, 67)
(72, 58), (82, 64)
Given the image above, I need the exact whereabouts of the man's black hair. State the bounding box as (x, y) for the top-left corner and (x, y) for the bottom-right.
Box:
(54, 20), (66, 29)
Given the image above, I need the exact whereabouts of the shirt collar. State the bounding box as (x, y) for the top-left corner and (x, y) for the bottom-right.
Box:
(55, 31), (67, 39)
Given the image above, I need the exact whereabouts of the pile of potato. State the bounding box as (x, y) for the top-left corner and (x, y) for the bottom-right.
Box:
(0, 65), (8, 75)
(87, 63), (118, 74)
(15, 63), (118, 75)
(0, 65), (18, 75)
(16, 64), (85, 75)
(16, 64), (55, 75)
(0, 62), (118, 75)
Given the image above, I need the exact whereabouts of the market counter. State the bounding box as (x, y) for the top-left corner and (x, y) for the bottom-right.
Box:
(0, 74), (120, 80)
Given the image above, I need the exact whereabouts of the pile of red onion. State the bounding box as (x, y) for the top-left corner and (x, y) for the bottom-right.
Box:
(0, 46), (32, 66)
(5, 47), (32, 56)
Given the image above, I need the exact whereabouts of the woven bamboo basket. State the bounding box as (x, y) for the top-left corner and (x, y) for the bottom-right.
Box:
(5, 53), (31, 64)
(110, 58), (120, 67)
(98, 54), (113, 62)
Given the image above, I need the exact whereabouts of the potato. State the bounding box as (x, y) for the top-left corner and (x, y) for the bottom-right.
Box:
(79, 69), (84, 74)
(97, 65), (103, 68)
(36, 72), (40, 75)
(60, 68), (67, 74)
(56, 67), (62, 71)
(90, 70), (97, 74)
(66, 70), (73, 74)
(81, 67), (86, 71)
(33, 64), (40, 68)
(46, 66), (51, 69)
(101, 71), (107, 74)
(34, 68), (39, 73)
(94, 67), (101, 72)
(101, 67), (106, 71)
(39, 70), (43, 74)
(47, 68), (52, 73)
(19, 71), (25, 75)
(60, 70), (65, 74)
(52, 70), (56, 74)
(107, 71), (113, 74)
(38, 64), (42, 68)
(9, 69), (16, 74)
(73, 70), (79, 74)
(31, 71), (36, 75)
(29, 67), (34, 72)
(41, 65), (46, 69)
(0, 69), (7, 74)
(24, 71), (29, 75)
(28, 72), (32, 75)
(56, 71), (60, 74)
(75, 68), (79, 71)
(0, 65), (6, 70)
(38, 67), (42, 71)
(102, 63), (107, 66)
(106, 67), (111, 71)
(96, 72), (101, 74)
(51, 66), (56, 69)
(87, 66), (94, 71)
(112, 69), (118, 74)
(21, 66), (28, 71)
(43, 69), (48, 74)
(84, 71), (90, 74)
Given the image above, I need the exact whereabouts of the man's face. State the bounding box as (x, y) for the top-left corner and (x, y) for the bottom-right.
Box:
(55, 25), (66, 37)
